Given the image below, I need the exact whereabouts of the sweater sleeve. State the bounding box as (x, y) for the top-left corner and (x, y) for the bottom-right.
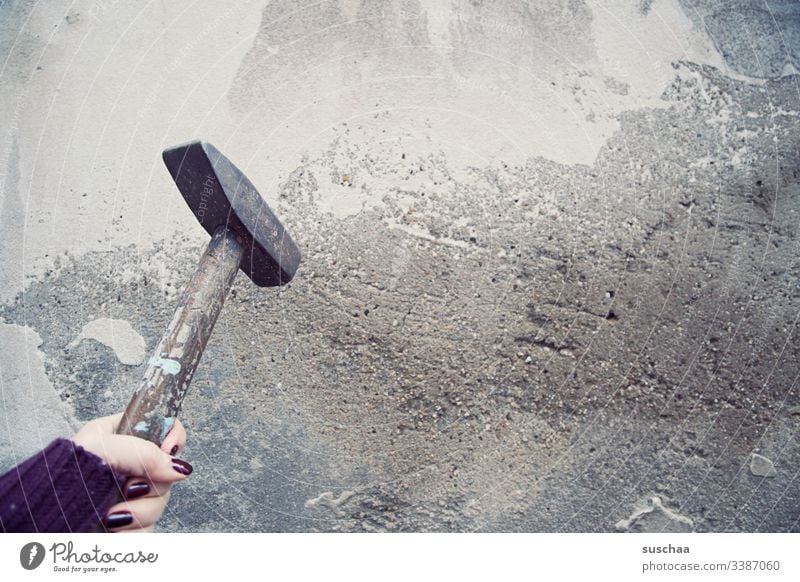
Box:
(0, 438), (126, 533)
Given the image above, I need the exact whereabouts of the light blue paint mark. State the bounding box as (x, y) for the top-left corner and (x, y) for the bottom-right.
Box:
(133, 421), (148, 433)
(149, 356), (181, 375)
(160, 416), (176, 442)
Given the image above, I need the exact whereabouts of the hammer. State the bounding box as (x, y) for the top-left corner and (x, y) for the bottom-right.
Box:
(117, 141), (300, 445)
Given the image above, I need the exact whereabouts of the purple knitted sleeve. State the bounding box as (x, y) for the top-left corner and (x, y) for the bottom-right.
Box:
(0, 438), (126, 533)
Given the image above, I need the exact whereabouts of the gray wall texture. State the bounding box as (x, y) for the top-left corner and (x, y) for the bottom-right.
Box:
(0, 0), (798, 532)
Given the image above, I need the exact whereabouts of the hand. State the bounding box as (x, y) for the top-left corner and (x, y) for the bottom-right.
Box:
(72, 413), (191, 532)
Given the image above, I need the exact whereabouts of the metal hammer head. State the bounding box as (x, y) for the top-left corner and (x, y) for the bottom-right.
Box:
(162, 141), (300, 287)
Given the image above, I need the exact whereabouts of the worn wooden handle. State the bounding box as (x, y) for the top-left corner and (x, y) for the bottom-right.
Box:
(117, 225), (244, 445)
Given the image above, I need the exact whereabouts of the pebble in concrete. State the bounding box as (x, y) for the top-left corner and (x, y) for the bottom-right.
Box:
(749, 453), (777, 478)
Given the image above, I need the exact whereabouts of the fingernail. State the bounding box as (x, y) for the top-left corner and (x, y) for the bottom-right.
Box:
(171, 458), (193, 475)
(170, 445), (179, 456)
(103, 511), (134, 529)
(125, 482), (150, 500)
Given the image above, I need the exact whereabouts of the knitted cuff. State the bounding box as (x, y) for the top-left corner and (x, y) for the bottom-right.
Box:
(0, 438), (126, 533)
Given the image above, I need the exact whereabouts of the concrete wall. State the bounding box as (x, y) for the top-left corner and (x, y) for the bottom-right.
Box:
(1, 0), (798, 531)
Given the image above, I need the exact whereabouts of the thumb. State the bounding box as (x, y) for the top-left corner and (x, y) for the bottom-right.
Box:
(91, 434), (193, 482)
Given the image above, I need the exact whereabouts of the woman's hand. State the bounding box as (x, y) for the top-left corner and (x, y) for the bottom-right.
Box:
(72, 413), (191, 532)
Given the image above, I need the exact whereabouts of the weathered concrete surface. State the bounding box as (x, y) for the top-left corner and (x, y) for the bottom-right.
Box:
(1, 0), (798, 532)
(0, 323), (79, 464)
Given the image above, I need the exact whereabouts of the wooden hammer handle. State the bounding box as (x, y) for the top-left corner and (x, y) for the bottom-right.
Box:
(117, 225), (244, 445)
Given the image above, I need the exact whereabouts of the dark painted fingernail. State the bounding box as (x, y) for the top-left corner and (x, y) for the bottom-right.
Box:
(170, 445), (179, 456)
(171, 458), (193, 475)
(103, 511), (134, 529)
(125, 482), (150, 500)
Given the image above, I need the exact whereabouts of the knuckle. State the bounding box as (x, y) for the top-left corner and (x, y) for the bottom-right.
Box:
(139, 445), (167, 477)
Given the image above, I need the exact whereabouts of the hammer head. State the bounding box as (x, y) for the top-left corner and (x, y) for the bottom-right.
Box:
(162, 141), (300, 287)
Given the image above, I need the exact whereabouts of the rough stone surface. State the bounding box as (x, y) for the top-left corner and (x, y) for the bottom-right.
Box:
(681, 0), (800, 78)
(750, 453), (778, 478)
(0, 0), (798, 532)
